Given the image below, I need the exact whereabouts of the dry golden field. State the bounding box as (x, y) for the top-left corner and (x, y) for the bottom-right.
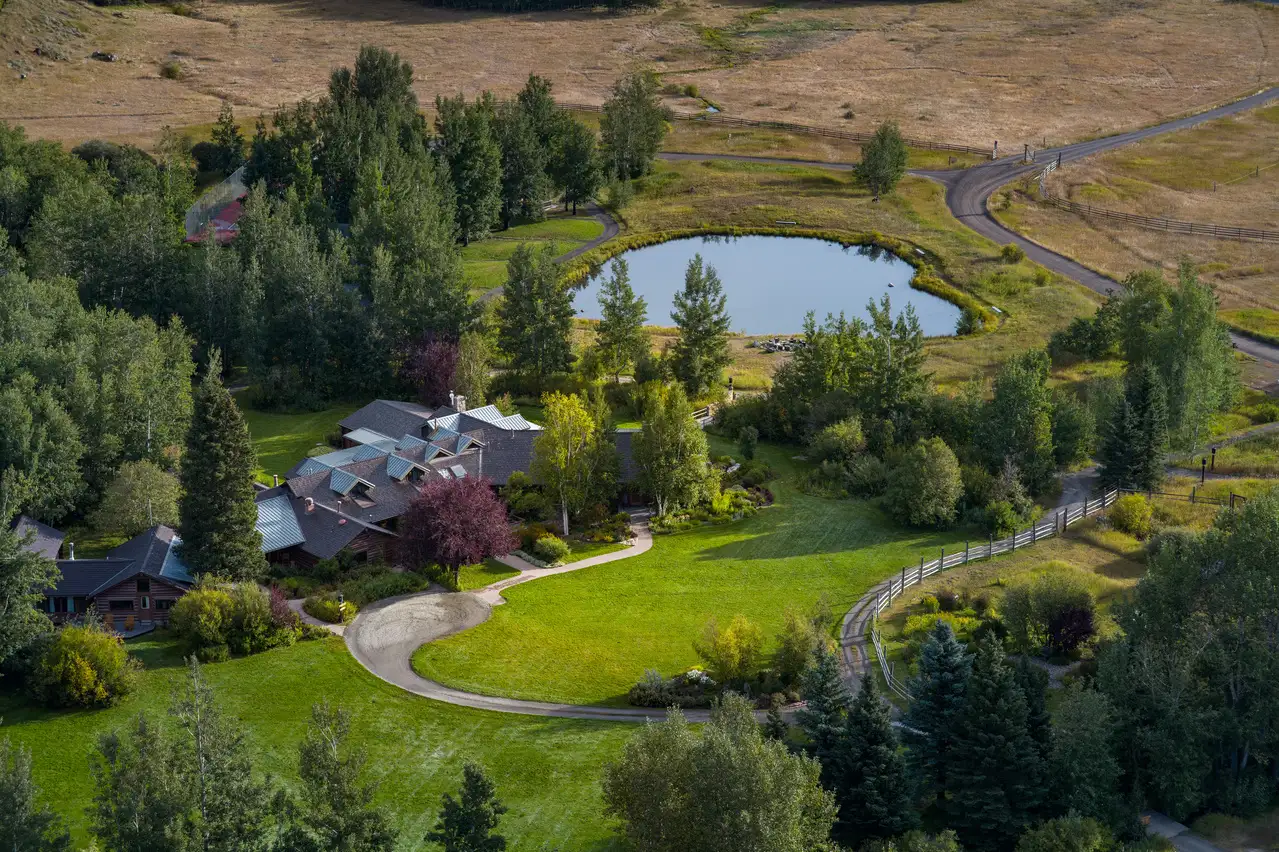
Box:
(2, 0), (1276, 148)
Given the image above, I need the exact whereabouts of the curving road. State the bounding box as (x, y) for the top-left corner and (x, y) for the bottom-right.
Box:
(476, 201), (619, 304)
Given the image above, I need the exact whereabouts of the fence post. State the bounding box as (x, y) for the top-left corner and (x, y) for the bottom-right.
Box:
(902, 565), (907, 588)
(1011, 528), (1016, 552)
(965, 540), (970, 563)
(988, 534), (994, 559)
(1191, 487), (1196, 505)
(1031, 521), (1037, 543)
(940, 547), (945, 569)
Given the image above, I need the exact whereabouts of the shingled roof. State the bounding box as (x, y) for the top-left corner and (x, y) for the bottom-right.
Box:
(13, 515), (64, 560)
(49, 526), (193, 598)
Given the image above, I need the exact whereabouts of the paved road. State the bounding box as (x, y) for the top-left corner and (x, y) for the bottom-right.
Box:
(666, 88), (1279, 365)
(1144, 812), (1226, 852)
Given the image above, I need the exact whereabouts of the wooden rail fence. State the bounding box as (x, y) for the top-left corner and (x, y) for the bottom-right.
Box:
(869, 489), (1121, 701)
(556, 102), (995, 159)
(1034, 162), (1279, 244)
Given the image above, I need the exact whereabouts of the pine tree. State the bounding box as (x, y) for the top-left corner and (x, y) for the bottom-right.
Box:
(763, 695), (790, 742)
(0, 738), (70, 852)
(178, 352), (267, 580)
(552, 119), (601, 214)
(1099, 362), (1168, 491)
(902, 621), (971, 800)
(837, 674), (917, 845)
(1014, 657), (1053, 770)
(796, 648), (850, 784)
(947, 635), (1047, 852)
(426, 763), (507, 852)
(670, 254), (732, 398)
(595, 258), (648, 382)
(496, 244), (574, 385)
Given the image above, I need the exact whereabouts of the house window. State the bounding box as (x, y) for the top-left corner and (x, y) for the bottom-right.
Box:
(52, 597), (68, 614)
(137, 578), (150, 593)
(108, 600), (133, 611)
(141, 595), (151, 610)
(156, 599), (174, 611)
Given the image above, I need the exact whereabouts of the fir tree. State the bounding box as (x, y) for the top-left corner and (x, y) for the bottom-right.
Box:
(1014, 657), (1053, 770)
(178, 352), (267, 580)
(435, 94), (502, 245)
(495, 101), (550, 228)
(595, 257), (648, 382)
(763, 694), (790, 742)
(796, 648), (850, 784)
(902, 620), (971, 800)
(837, 674), (917, 845)
(670, 253), (732, 398)
(947, 635), (1047, 852)
(426, 763), (507, 852)
(1099, 362), (1168, 491)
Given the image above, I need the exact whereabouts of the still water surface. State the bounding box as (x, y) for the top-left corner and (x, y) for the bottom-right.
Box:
(571, 236), (961, 336)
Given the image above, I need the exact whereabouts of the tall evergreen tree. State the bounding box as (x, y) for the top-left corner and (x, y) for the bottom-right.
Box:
(435, 94), (502, 245)
(279, 702), (397, 852)
(903, 621), (971, 800)
(1014, 657), (1053, 771)
(670, 254), (731, 398)
(796, 648), (850, 783)
(426, 763), (507, 852)
(178, 353), (267, 581)
(1098, 362), (1167, 491)
(494, 101), (551, 228)
(859, 121), (909, 200)
(1048, 685), (1123, 830)
(947, 635), (1047, 852)
(595, 258), (648, 382)
(0, 738), (70, 852)
(496, 244), (574, 383)
(837, 674), (917, 845)
(600, 71), (668, 179)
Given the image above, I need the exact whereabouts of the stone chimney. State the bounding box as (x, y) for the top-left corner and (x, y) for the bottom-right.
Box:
(456, 394), (467, 412)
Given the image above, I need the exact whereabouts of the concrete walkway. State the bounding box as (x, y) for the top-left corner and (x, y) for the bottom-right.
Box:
(288, 597), (345, 636)
(342, 521), (711, 721)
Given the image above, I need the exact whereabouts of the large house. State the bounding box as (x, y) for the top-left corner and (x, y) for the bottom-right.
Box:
(41, 525), (193, 626)
(254, 399), (568, 570)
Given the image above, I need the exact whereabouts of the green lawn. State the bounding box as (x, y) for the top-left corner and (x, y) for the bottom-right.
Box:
(457, 558), (521, 591)
(566, 540), (629, 563)
(0, 637), (630, 850)
(463, 214), (604, 298)
(236, 399), (360, 484)
(412, 438), (974, 706)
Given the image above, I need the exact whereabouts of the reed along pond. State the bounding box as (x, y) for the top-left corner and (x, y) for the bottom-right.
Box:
(571, 236), (962, 336)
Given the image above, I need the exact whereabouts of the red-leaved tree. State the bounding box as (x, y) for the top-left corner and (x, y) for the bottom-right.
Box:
(400, 476), (517, 584)
(401, 337), (459, 408)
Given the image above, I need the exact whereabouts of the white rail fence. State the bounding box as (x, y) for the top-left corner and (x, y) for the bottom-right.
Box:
(869, 488), (1121, 701)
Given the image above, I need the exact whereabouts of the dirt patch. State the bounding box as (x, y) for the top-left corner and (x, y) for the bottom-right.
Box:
(1, 0), (1276, 149)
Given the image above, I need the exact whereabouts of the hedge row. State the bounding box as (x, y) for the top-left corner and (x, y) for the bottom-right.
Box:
(560, 226), (999, 333)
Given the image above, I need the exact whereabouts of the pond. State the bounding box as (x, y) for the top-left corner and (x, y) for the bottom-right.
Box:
(571, 236), (962, 336)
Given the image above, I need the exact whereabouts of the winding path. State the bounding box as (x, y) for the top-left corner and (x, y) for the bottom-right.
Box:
(344, 521), (721, 722)
(475, 201), (619, 304)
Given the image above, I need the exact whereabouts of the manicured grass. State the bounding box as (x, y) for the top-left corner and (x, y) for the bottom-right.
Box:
(236, 399), (360, 485)
(566, 540), (629, 563)
(457, 558), (520, 591)
(0, 636), (631, 849)
(1221, 308), (1279, 345)
(462, 213), (604, 298)
(413, 438), (975, 706)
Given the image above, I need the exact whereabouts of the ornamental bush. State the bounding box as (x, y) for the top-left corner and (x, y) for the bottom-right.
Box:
(533, 534), (571, 565)
(35, 620), (139, 708)
(885, 438), (964, 528)
(171, 582), (299, 656)
(303, 594), (359, 625)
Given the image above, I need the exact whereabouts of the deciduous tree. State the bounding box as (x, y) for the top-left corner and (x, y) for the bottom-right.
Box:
(211, 101), (246, 175)
(435, 94), (502, 245)
(859, 121), (908, 200)
(552, 118), (602, 214)
(494, 100), (551, 228)
(885, 437), (963, 528)
(633, 384), (717, 517)
(600, 71), (668, 180)
(400, 477), (517, 585)
(980, 350), (1055, 494)
(531, 392), (597, 535)
(92, 460), (180, 537)
(0, 738), (69, 852)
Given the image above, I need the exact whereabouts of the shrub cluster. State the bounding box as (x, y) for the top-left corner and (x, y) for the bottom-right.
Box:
(1109, 494), (1153, 538)
(302, 595), (360, 625)
(33, 618), (140, 708)
(583, 512), (633, 543)
(532, 534), (571, 565)
(627, 668), (718, 709)
(170, 582), (301, 662)
(1001, 567), (1098, 658)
